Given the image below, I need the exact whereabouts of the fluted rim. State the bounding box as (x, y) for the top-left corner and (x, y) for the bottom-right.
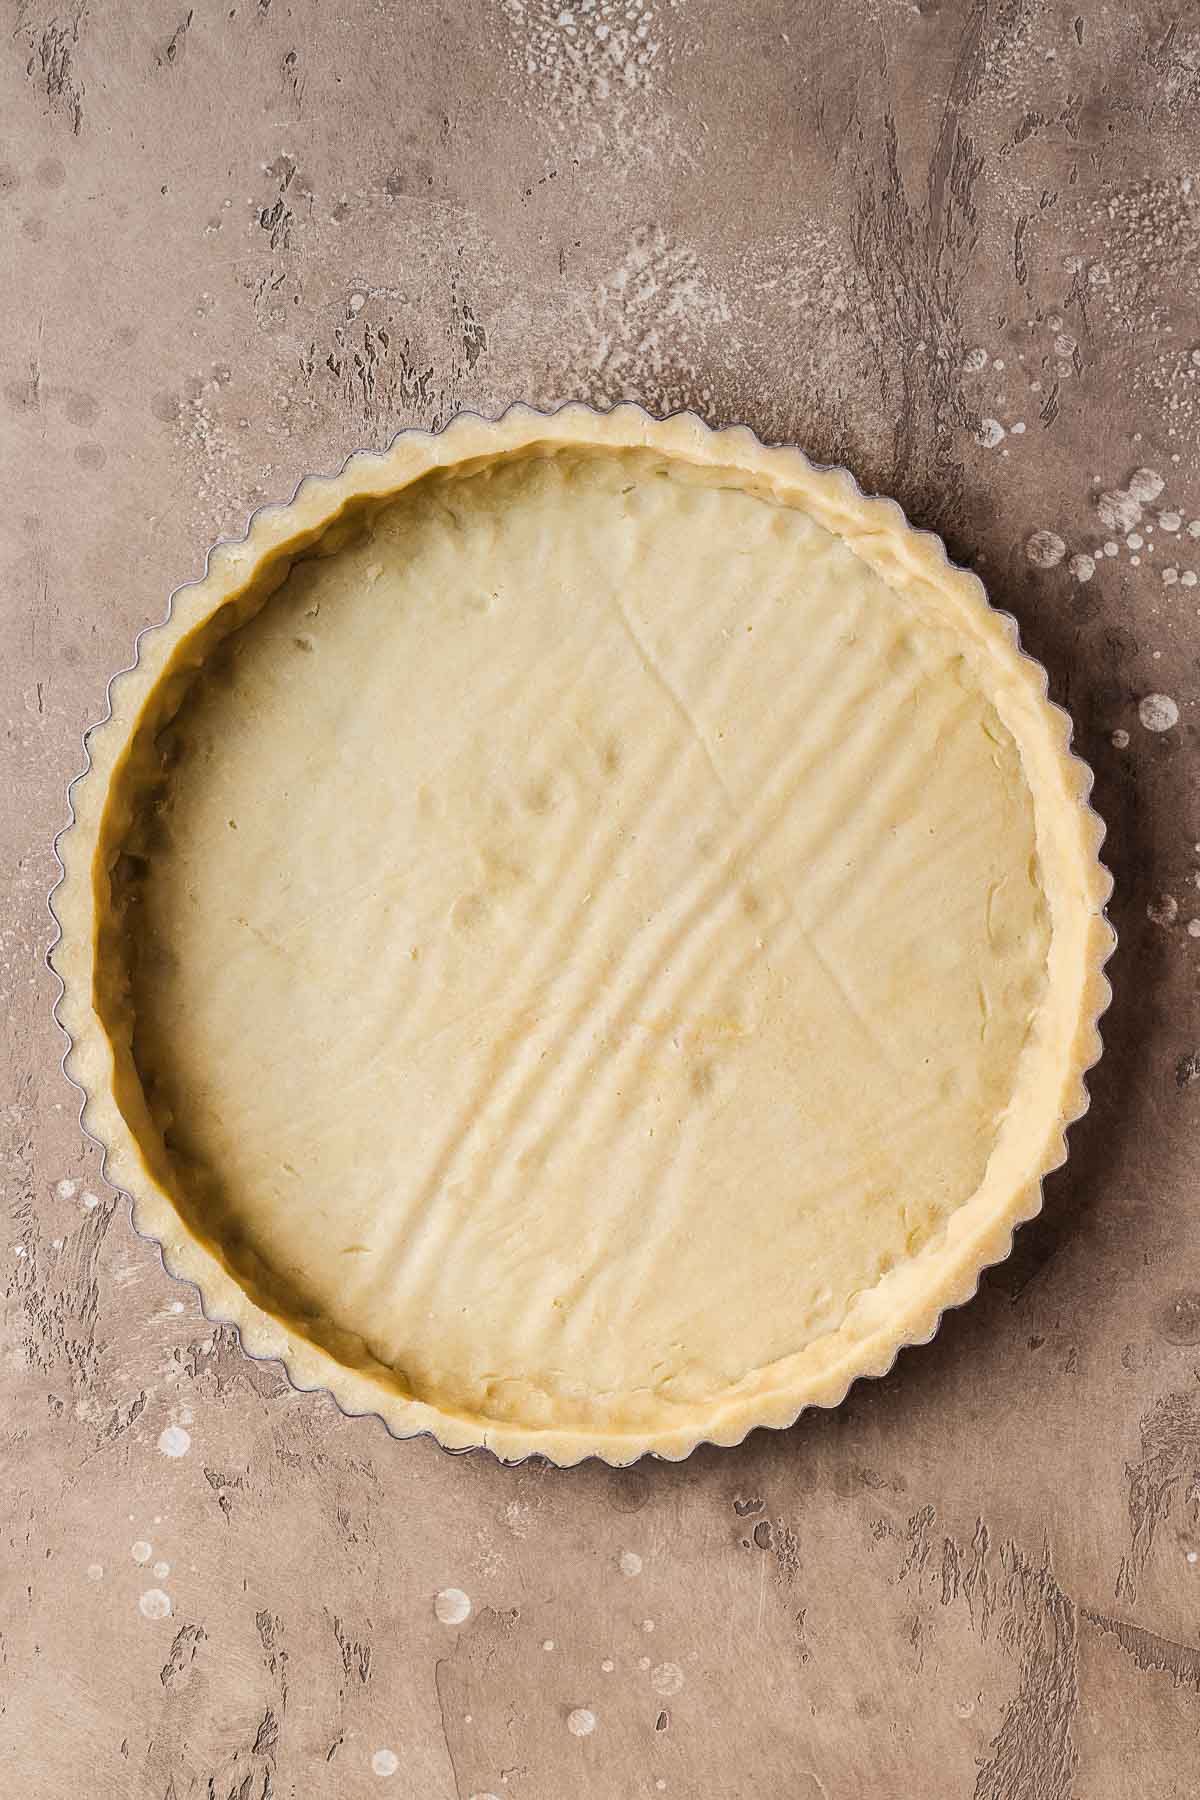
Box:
(47, 402), (1116, 1467)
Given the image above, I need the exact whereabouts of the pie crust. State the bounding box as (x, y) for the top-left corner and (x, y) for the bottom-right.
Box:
(51, 405), (1113, 1465)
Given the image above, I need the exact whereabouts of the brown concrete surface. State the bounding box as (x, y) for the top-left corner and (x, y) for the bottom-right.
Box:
(3, 2), (1199, 1794)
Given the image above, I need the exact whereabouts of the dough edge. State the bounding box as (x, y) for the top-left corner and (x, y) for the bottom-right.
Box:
(49, 402), (1116, 1467)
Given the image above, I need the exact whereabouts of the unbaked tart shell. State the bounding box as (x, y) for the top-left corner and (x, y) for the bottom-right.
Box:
(51, 405), (1114, 1466)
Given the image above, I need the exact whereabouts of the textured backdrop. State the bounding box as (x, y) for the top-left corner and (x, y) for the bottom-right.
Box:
(3, 2), (1199, 1795)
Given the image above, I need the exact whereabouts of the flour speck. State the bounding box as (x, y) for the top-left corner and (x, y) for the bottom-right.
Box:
(962, 347), (988, 373)
(567, 1707), (597, 1737)
(619, 1550), (643, 1577)
(1111, 728), (1130, 749)
(372, 1749), (399, 1778)
(1147, 895), (1179, 928)
(158, 1425), (192, 1458)
(153, 1561), (170, 1580)
(131, 1541), (152, 1564)
(651, 1661), (685, 1696)
(1188, 920), (1200, 939)
(1025, 530), (1066, 568)
(86, 1563), (104, 1582)
(601, 1658), (615, 1672)
(1067, 553), (1095, 583)
(82, 1191), (100, 1210)
(56, 1178), (77, 1200)
(434, 1587), (471, 1625)
(1127, 468), (1165, 504)
(976, 418), (1005, 448)
(1097, 490), (1141, 534)
(1159, 511), (1182, 532)
(1139, 693), (1180, 732)
(139, 1588), (172, 1620)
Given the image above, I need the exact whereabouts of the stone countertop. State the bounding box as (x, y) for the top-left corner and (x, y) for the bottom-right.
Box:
(2, 3), (1198, 1795)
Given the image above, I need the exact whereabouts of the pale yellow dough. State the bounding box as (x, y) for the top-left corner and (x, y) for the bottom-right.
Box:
(53, 407), (1112, 1464)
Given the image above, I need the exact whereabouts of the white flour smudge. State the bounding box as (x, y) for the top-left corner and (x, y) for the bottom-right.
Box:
(619, 1550), (643, 1577)
(501, 0), (664, 116)
(1068, 553), (1095, 583)
(55, 1178), (77, 1200)
(567, 1707), (597, 1737)
(158, 1425), (192, 1458)
(581, 225), (730, 412)
(131, 1541), (152, 1564)
(1025, 530), (1066, 568)
(86, 1563), (104, 1581)
(1097, 488), (1142, 534)
(372, 1749), (399, 1778)
(976, 418), (1005, 448)
(1147, 895), (1179, 928)
(139, 1588), (172, 1620)
(1139, 693), (1180, 732)
(1127, 468), (1165, 504)
(434, 1587), (471, 1625)
(153, 1561), (170, 1580)
(651, 1661), (685, 1696)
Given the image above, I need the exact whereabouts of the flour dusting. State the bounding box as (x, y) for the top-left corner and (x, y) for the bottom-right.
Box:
(580, 226), (730, 413)
(1139, 693), (1180, 732)
(434, 1587), (471, 1625)
(1025, 530), (1066, 568)
(501, 0), (666, 115)
(1147, 895), (1179, 928)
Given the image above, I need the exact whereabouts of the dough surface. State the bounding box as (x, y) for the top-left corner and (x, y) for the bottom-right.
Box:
(118, 446), (1052, 1435)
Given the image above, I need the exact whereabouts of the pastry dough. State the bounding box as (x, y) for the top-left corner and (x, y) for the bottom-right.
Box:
(52, 407), (1113, 1464)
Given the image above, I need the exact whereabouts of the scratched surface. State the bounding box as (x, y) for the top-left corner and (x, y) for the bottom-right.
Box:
(2, 2), (1199, 1795)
